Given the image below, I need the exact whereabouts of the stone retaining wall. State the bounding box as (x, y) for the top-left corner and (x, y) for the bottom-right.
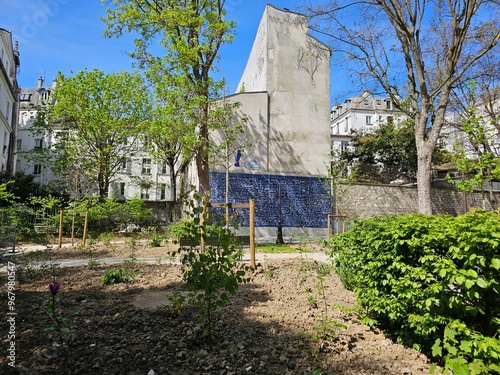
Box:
(335, 183), (500, 219)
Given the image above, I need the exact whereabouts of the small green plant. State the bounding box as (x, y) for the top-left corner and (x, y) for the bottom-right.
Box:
(123, 235), (138, 266)
(307, 294), (318, 308)
(42, 282), (70, 334)
(300, 260), (347, 343)
(260, 255), (276, 279)
(39, 261), (70, 347)
(148, 234), (163, 247)
(164, 292), (186, 318)
(16, 247), (58, 282)
(312, 316), (348, 341)
(166, 252), (177, 264)
(86, 245), (99, 269)
(312, 369), (334, 375)
(101, 267), (136, 285)
(172, 195), (250, 345)
(97, 231), (115, 250)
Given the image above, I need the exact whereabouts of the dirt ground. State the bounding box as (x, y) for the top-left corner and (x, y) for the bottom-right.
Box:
(0, 240), (433, 375)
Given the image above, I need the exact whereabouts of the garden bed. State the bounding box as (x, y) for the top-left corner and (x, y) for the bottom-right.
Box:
(0, 243), (433, 374)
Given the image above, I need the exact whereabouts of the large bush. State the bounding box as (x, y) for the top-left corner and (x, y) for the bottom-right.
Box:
(329, 211), (500, 374)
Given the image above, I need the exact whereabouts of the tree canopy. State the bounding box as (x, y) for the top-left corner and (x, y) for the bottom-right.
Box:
(305, 0), (500, 214)
(44, 69), (151, 201)
(344, 121), (418, 183)
(103, 0), (236, 198)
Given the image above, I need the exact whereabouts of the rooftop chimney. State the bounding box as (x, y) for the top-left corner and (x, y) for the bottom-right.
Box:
(37, 76), (44, 89)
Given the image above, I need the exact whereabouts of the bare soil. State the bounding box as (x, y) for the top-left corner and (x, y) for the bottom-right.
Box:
(1, 241), (433, 375)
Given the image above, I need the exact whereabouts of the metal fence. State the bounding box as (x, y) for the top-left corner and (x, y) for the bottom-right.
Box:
(0, 226), (16, 253)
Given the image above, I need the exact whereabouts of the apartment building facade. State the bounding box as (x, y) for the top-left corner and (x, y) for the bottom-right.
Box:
(16, 77), (177, 202)
(330, 89), (406, 156)
(0, 28), (20, 174)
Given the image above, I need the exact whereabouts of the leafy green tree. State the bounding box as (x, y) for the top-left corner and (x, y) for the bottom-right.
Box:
(0, 171), (39, 204)
(36, 69), (151, 201)
(0, 182), (17, 206)
(448, 107), (500, 209)
(139, 94), (195, 222)
(344, 121), (417, 183)
(103, 0), (236, 199)
(305, 0), (500, 214)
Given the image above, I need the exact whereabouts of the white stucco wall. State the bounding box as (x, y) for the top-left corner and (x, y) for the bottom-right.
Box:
(234, 5), (331, 177)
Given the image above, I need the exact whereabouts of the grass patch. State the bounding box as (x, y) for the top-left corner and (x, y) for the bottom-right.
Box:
(256, 243), (310, 253)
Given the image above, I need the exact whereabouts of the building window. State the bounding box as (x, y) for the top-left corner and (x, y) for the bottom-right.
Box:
(19, 93), (32, 101)
(341, 141), (349, 153)
(40, 90), (51, 102)
(386, 101), (392, 110)
(141, 189), (150, 200)
(387, 116), (394, 124)
(141, 158), (151, 174)
(160, 184), (167, 200)
(34, 165), (42, 175)
(376, 99), (381, 105)
(344, 117), (350, 132)
(119, 159), (128, 172)
(161, 163), (167, 174)
(366, 116), (372, 125)
(2, 132), (6, 155)
(364, 99), (369, 106)
(17, 139), (22, 149)
(119, 182), (125, 196)
(34, 139), (43, 149)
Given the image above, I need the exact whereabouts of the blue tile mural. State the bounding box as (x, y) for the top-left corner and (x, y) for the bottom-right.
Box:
(209, 172), (331, 228)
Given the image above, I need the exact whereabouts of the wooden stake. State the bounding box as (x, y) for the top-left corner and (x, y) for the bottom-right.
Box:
(58, 210), (64, 249)
(82, 210), (89, 246)
(250, 199), (256, 269)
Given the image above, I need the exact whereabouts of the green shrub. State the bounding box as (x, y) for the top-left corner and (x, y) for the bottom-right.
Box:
(171, 197), (250, 344)
(329, 211), (500, 373)
(168, 217), (227, 241)
(101, 267), (136, 285)
(164, 292), (186, 318)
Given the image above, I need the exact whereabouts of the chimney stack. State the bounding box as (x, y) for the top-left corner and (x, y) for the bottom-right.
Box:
(37, 76), (44, 89)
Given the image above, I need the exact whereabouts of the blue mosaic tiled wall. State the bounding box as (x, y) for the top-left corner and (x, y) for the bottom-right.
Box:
(209, 172), (331, 228)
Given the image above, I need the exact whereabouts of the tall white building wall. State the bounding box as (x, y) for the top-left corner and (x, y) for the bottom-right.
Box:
(210, 5), (332, 242)
(0, 28), (20, 174)
(234, 5), (331, 177)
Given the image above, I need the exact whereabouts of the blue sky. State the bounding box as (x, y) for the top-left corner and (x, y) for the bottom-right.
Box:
(0, 0), (349, 103)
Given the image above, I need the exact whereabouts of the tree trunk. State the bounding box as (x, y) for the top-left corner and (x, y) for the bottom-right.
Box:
(197, 102), (211, 198)
(416, 145), (433, 215)
(98, 172), (107, 202)
(168, 164), (178, 223)
(196, 152), (210, 198)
